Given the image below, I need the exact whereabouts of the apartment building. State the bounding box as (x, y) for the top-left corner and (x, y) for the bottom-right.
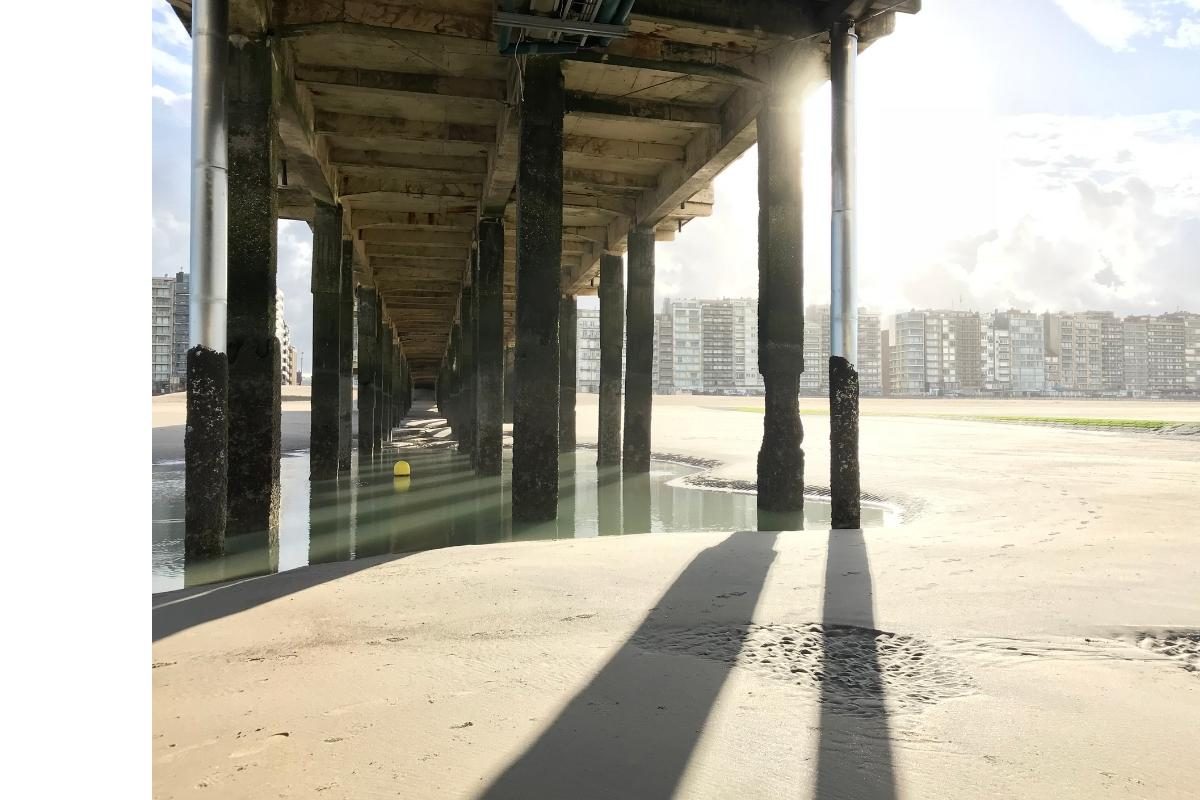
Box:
(172, 271), (189, 390)
(982, 311), (1045, 395)
(152, 276), (175, 393)
(1148, 313), (1187, 395)
(799, 305), (882, 395)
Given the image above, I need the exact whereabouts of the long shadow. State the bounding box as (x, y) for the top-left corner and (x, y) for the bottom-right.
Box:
(479, 531), (778, 799)
(813, 529), (898, 799)
(152, 552), (411, 641)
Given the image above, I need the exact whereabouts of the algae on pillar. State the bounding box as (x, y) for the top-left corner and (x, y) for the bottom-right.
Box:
(357, 286), (378, 458)
(476, 218), (505, 475)
(559, 294), (577, 453)
(338, 239), (354, 471)
(512, 56), (563, 522)
(225, 36), (280, 537)
(310, 201), (343, 480)
(623, 228), (655, 474)
(598, 253), (624, 467)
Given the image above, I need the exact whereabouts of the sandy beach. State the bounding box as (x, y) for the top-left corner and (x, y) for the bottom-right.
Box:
(152, 394), (1200, 798)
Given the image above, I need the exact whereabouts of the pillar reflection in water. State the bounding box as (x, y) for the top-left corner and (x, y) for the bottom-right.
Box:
(557, 450), (577, 539)
(596, 465), (623, 536)
(621, 472), (651, 535)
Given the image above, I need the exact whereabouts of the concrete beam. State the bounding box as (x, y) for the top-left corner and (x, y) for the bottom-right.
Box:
(565, 51), (763, 89)
(565, 91), (721, 128)
(314, 111), (495, 146)
(295, 64), (505, 102)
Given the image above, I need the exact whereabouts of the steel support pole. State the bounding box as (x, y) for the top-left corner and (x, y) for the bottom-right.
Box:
(830, 20), (861, 530)
(185, 0), (229, 569)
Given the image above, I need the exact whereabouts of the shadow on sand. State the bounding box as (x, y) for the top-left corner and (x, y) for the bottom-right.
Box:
(478, 527), (898, 799)
(479, 531), (778, 799)
(814, 528), (898, 799)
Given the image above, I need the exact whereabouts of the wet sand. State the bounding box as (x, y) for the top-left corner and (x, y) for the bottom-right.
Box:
(152, 394), (1200, 798)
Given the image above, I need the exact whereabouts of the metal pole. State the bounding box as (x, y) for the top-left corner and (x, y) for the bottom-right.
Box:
(831, 20), (857, 364)
(830, 19), (861, 530)
(189, 0), (229, 351)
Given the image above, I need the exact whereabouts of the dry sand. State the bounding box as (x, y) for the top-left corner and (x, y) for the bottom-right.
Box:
(153, 395), (1200, 798)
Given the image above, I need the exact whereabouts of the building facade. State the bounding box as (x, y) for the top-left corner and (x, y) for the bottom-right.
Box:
(798, 305), (881, 395)
(152, 276), (176, 393)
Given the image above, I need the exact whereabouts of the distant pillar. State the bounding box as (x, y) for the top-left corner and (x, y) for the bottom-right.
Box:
(559, 295), (577, 452)
(623, 228), (655, 474)
(357, 285), (378, 458)
(502, 345), (515, 424)
(458, 284), (477, 457)
(381, 326), (392, 443)
(512, 56), (563, 522)
(185, 0), (229, 567)
(756, 72), (807, 524)
(337, 239), (354, 471)
(448, 322), (463, 440)
(225, 36), (280, 536)
(310, 201), (342, 480)
(476, 218), (505, 475)
(598, 253), (624, 467)
(373, 296), (386, 447)
(830, 21), (861, 529)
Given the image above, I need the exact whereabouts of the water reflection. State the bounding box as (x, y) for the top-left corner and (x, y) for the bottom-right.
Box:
(153, 447), (889, 593)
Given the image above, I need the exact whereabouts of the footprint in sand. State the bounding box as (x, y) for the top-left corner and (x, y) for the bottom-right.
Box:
(229, 732), (290, 760)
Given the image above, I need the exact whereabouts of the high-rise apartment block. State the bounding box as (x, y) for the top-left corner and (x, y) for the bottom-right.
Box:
(153, 272), (294, 392)
(798, 305), (882, 395)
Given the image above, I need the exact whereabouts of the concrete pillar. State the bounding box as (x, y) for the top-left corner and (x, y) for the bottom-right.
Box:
(225, 37), (280, 536)
(559, 295), (577, 453)
(476, 218), (504, 475)
(338, 239), (354, 471)
(373, 296), (386, 448)
(380, 327), (391, 443)
(458, 285), (476, 457)
(756, 85), (806, 525)
(623, 228), (655, 474)
(310, 201), (343, 480)
(357, 285), (378, 458)
(598, 253), (624, 467)
(502, 345), (515, 424)
(185, 347), (227, 565)
(448, 322), (463, 438)
(512, 56), (564, 522)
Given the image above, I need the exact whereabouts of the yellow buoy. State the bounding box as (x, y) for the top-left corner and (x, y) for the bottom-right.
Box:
(393, 476), (411, 493)
(393, 460), (411, 477)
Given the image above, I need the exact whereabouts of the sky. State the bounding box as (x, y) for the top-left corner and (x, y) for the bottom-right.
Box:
(152, 0), (1200, 358)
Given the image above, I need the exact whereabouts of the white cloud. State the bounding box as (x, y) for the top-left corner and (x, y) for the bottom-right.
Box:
(1166, 17), (1200, 46)
(151, 84), (190, 108)
(1054, 0), (1200, 50)
(152, 1), (191, 50)
(152, 47), (191, 86)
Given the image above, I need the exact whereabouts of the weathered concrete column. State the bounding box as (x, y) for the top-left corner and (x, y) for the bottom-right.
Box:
(373, 297), (386, 448)
(559, 295), (577, 452)
(830, 20), (861, 530)
(380, 327), (390, 442)
(502, 345), (515, 424)
(598, 253), (624, 467)
(357, 285), (378, 458)
(185, 0), (229, 571)
(512, 56), (564, 522)
(310, 201), (343, 480)
(458, 285), (477, 457)
(225, 36), (280, 537)
(623, 228), (655, 474)
(337, 239), (354, 471)
(756, 78), (806, 525)
(476, 218), (504, 475)
(448, 322), (463, 438)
